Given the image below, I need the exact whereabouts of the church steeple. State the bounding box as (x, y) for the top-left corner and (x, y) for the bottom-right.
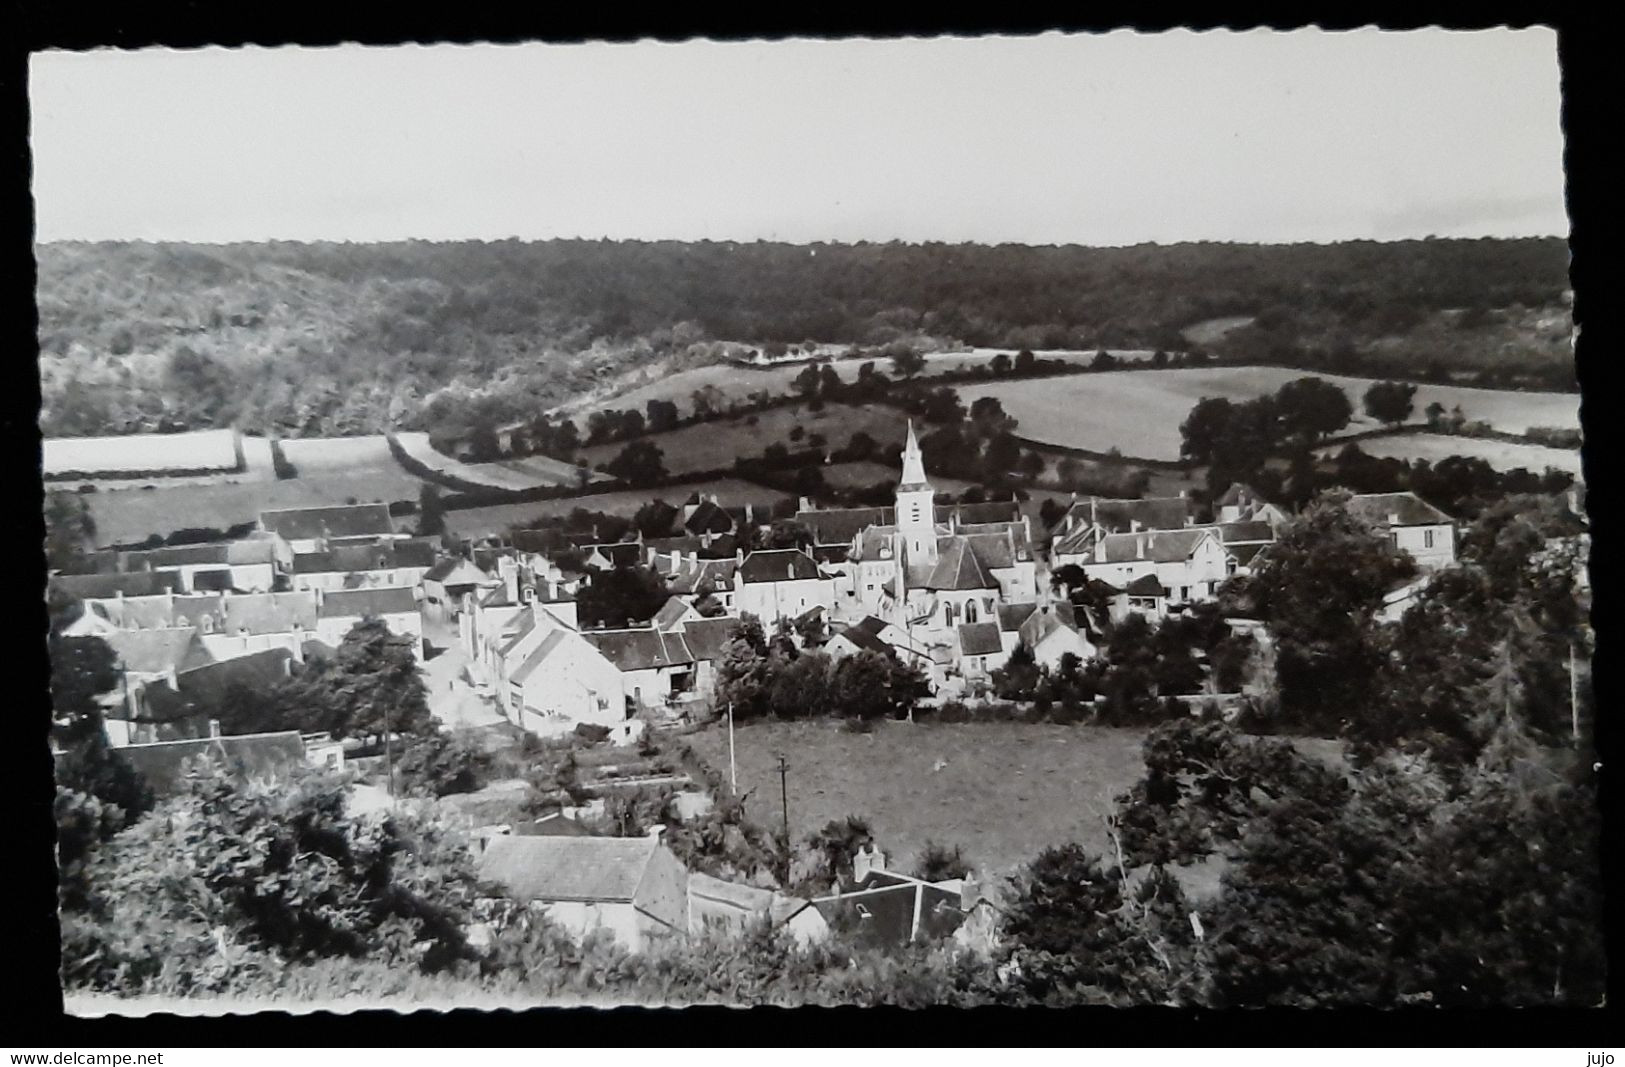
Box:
(895, 418), (937, 567)
(899, 419), (930, 491)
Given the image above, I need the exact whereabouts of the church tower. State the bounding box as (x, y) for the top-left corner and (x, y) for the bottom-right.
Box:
(895, 419), (937, 566)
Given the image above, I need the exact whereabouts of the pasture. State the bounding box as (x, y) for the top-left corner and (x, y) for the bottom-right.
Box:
(441, 478), (786, 538)
(84, 471), (426, 547)
(958, 366), (1582, 461)
(575, 402), (909, 476)
(394, 431), (603, 491)
(1319, 432), (1583, 475)
(44, 428), (241, 478)
(276, 435), (398, 471)
(684, 719), (1152, 882)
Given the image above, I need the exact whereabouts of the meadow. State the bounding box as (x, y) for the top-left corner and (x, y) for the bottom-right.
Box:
(1319, 432), (1583, 475)
(394, 431), (605, 492)
(44, 428), (240, 478)
(958, 366), (1583, 461)
(684, 719), (1152, 882)
(84, 471), (426, 546)
(441, 478), (786, 538)
(575, 402), (910, 476)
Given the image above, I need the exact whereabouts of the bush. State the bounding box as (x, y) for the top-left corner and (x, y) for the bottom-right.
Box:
(270, 438), (299, 480)
(573, 722), (612, 745)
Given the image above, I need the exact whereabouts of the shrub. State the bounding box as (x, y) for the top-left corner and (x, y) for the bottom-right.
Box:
(573, 722), (612, 744)
(270, 438), (299, 479)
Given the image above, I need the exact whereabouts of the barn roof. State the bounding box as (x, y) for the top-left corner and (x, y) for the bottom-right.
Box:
(738, 549), (822, 583)
(583, 628), (695, 671)
(318, 586), (418, 619)
(1346, 491), (1454, 527)
(476, 835), (662, 903)
(957, 622), (1003, 656)
(260, 503), (396, 542)
(102, 627), (214, 675)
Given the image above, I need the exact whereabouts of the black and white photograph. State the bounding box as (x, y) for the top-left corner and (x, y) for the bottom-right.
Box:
(28, 26), (1602, 1017)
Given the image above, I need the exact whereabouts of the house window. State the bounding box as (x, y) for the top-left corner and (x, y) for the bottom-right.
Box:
(1180, 586), (1190, 601)
(1423, 529), (1435, 549)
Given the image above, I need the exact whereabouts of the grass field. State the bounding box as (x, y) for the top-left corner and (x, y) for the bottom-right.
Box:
(959, 366), (1582, 461)
(44, 428), (240, 478)
(684, 719), (1151, 883)
(442, 478), (786, 538)
(276, 435), (398, 471)
(1318, 432), (1582, 475)
(394, 431), (604, 491)
(576, 402), (911, 476)
(85, 471), (426, 546)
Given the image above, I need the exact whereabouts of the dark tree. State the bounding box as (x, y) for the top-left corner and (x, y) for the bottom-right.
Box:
(416, 484), (446, 537)
(1362, 380), (1418, 427)
(576, 565), (671, 628)
(890, 348), (926, 379)
(606, 441), (668, 486)
(1275, 377), (1353, 442)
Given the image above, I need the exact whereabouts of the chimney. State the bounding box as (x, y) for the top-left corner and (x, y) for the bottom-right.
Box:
(799, 496), (812, 512)
(689, 551), (698, 567)
(853, 844), (876, 884)
(1130, 518), (1141, 533)
(1178, 489), (1187, 500)
(670, 550), (682, 571)
(735, 548), (745, 566)
(1089, 497), (1098, 526)
(1388, 512), (1401, 526)
(961, 872), (980, 911)
(208, 719), (221, 738)
(1138, 535), (1146, 557)
(709, 493), (719, 506)
(1095, 535), (1107, 564)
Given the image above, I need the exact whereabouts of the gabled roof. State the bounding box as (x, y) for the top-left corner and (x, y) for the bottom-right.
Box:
(103, 627), (214, 675)
(811, 544), (851, 565)
(260, 503), (396, 542)
(996, 602), (1040, 633)
(145, 648), (295, 719)
(585, 541), (644, 568)
(738, 549), (822, 583)
(1093, 527), (1220, 565)
(678, 616), (741, 663)
(1216, 521), (1275, 544)
(1228, 543), (1269, 567)
(851, 525), (899, 562)
(424, 557), (489, 585)
(318, 586), (418, 619)
(957, 621), (1003, 657)
(1019, 604), (1088, 650)
(653, 597), (697, 631)
(477, 834), (664, 904)
(513, 812), (597, 837)
(583, 628), (695, 671)
(220, 592), (321, 634)
(795, 506), (893, 547)
(1214, 482), (1267, 509)
(102, 627), (214, 675)
(113, 731), (307, 798)
(52, 571), (186, 600)
(666, 558), (738, 595)
(939, 500), (1023, 526)
(684, 500), (734, 535)
(290, 541), (429, 575)
(121, 543), (228, 568)
(924, 540), (996, 591)
(1125, 573), (1168, 597)
(1346, 491), (1454, 527)
(190, 570), (237, 593)
(1061, 496), (1192, 534)
(496, 610), (539, 655)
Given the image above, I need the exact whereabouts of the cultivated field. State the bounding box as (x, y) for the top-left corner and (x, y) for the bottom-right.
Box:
(83, 472), (424, 547)
(441, 478), (786, 538)
(394, 431), (604, 491)
(1319, 432), (1583, 475)
(560, 349), (1163, 424)
(685, 719), (1151, 882)
(575, 402), (910, 476)
(958, 366), (1582, 461)
(44, 428), (241, 478)
(276, 435), (398, 471)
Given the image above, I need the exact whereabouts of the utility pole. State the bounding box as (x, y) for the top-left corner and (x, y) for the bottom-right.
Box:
(383, 698), (396, 810)
(776, 754), (791, 886)
(728, 701), (737, 792)
(1570, 641), (1581, 746)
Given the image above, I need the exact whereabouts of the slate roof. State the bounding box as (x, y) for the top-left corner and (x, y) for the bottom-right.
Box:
(684, 500), (734, 535)
(583, 628), (695, 671)
(923, 540), (996, 591)
(424, 557), (489, 585)
(121, 543), (229, 568)
(996, 602), (1040, 632)
(811, 544), (852, 565)
(1020, 603), (1089, 650)
(513, 812), (597, 837)
(645, 534), (741, 561)
(585, 542), (645, 569)
(653, 597), (696, 631)
(852, 526), (899, 562)
(1093, 528), (1220, 565)
(1227, 543), (1269, 567)
(1125, 574), (1169, 596)
(678, 617), (741, 664)
(1216, 521), (1275, 544)
(189, 570), (237, 593)
(1346, 492), (1454, 528)
(1215, 482), (1270, 509)
(1061, 496), (1192, 534)
(795, 506), (893, 546)
(290, 541), (431, 575)
(738, 549), (822, 583)
(318, 586), (418, 619)
(939, 500), (1023, 526)
(103, 628), (214, 675)
(496, 610), (539, 655)
(957, 621), (1004, 657)
(636, 500), (682, 537)
(53, 571), (187, 599)
(142, 648), (297, 722)
(666, 558), (738, 596)
(476, 834), (664, 904)
(222, 592), (322, 633)
(114, 731), (307, 797)
(260, 503), (396, 542)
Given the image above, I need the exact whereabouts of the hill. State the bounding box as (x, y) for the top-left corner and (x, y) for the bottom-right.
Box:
(35, 237), (1573, 438)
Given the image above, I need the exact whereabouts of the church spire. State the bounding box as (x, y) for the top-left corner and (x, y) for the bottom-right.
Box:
(900, 419), (929, 490)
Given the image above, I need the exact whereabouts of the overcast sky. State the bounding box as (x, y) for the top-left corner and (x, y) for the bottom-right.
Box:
(28, 29), (1567, 246)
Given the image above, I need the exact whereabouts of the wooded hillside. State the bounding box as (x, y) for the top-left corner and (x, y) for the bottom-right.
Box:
(35, 238), (1573, 438)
